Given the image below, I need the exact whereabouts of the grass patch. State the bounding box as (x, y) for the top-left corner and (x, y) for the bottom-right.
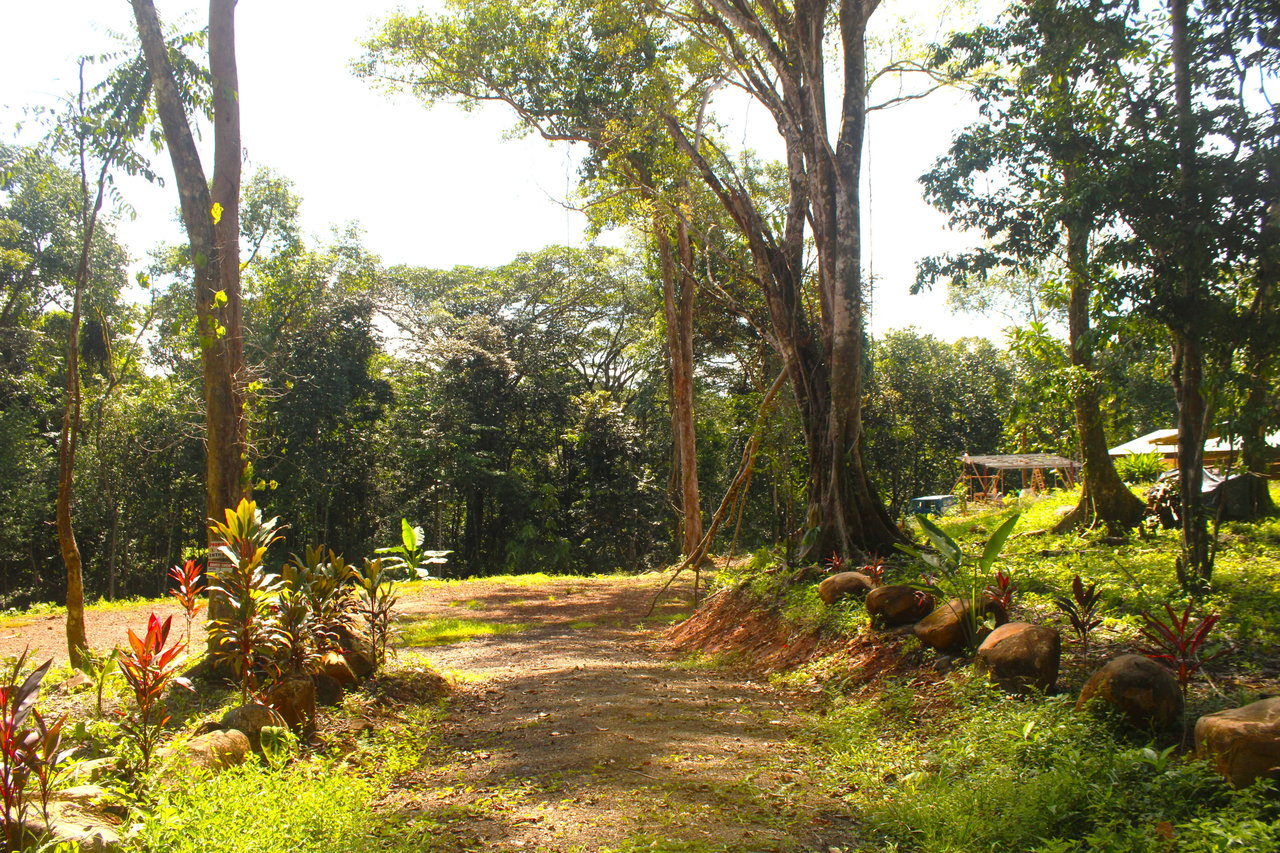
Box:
(805, 674), (1279, 852)
(567, 619), (596, 630)
(933, 489), (1280, 664)
(396, 616), (528, 647)
(131, 759), (388, 853)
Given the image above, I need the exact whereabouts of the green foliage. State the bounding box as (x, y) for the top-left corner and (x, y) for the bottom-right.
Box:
(258, 725), (297, 772)
(348, 558), (397, 673)
(77, 646), (121, 719)
(810, 681), (1279, 852)
(206, 500), (287, 701)
(864, 331), (1013, 515)
(131, 760), (383, 853)
(1114, 451), (1165, 486)
(898, 513), (1020, 647)
(375, 519), (451, 580)
(281, 546), (352, 649)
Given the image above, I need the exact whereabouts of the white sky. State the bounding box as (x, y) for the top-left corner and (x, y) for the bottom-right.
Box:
(1, 0), (1002, 342)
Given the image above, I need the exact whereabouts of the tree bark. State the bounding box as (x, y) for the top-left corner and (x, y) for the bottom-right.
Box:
(666, 0), (902, 562)
(1054, 208), (1146, 534)
(1170, 0), (1212, 587)
(658, 216), (703, 556)
(57, 214), (90, 671)
(58, 61), (118, 671)
(131, 0), (248, 642)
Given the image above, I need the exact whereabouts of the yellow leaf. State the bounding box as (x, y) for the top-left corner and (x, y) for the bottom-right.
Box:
(211, 202), (224, 225)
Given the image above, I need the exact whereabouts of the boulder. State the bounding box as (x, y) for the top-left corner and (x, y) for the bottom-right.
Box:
(319, 650), (357, 686)
(315, 672), (345, 706)
(914, 598), (1007, 653)
(1195, 697), (1280, 788)
(818, 571), (874, 605)
(974, 622), (1060, 694)
(25, 785), (124, 852)
(263, 676), (316, 732)
(866, 585), (934, 627)
(220, 702), (282, 750)
(166, 729), (251, 771)
(1076, 654), (1183, 729)
(335, 623), (376, 678)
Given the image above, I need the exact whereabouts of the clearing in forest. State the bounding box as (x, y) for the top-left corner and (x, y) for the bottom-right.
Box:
(1, 573), (861, 853)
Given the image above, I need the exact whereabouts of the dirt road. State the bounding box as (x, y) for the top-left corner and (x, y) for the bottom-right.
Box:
(382, 573), (862, 852)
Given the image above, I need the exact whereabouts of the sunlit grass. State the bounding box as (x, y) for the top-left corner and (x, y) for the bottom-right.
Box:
(396, 616), (528, 648)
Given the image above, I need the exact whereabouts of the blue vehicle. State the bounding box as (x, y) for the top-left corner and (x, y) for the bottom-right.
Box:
(909, 494), (958, 517)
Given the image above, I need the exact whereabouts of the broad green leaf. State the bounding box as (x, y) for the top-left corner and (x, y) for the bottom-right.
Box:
(916, 514), (961, 564)
(979, 513), (1020, 573)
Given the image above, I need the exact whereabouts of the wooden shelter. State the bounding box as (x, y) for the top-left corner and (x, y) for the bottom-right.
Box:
(960, 454), (1080, 501)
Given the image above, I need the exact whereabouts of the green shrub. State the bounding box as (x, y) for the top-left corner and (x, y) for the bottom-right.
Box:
(1114, 451), (1166, 485)
(808, 677), (1278, 852)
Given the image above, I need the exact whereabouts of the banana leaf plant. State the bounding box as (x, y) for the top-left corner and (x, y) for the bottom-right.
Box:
(376, 518), (451, 580)
(897, 513), (1020, 648)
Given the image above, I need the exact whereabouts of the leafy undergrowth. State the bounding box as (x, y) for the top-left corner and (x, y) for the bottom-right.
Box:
(127, 661), (447, 853)
(667, 487), (1280, 851)
(806, 677), (1278, 852)
(934, 484), (1280, 695)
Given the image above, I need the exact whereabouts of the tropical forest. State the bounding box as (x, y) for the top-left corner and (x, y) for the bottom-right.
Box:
(0, 0), (1277, 851)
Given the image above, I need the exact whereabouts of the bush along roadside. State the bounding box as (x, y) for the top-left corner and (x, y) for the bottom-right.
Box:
(696, 489), (1280, 851)
(0, 498), (450, 852)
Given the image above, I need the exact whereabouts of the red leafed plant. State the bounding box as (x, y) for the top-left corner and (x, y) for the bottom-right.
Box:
(984, 569), (1017, 612)
(1139, 603), (1226, 699)
(860, 554), (887, 587)
(824, 551), (845, 574)
(167, 558), (205, 647)
(0, 649), (53, 851)
(117, 614), (191, 776)
(1055, 574), (1105, 652)
(28, 709), (74, 832)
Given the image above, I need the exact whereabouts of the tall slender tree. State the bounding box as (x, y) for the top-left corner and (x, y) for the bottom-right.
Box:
(918, 0), (1146, 533)
(359, 0), (712, 558)
(130, 0), (248, 636)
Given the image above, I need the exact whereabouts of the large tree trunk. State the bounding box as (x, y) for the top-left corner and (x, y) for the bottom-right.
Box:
(1170, 0), (1212, 587)
(658, 217), (703, 556)
(131, 0), (248, 645)
(670, 0), (902, 563)
(1055, 211), (1145, 534)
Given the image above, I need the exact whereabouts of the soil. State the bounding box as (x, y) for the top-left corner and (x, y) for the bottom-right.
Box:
(0, 601), (205, 669)
(0, 573), (867, 852)
(383, 573), (863, 852)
